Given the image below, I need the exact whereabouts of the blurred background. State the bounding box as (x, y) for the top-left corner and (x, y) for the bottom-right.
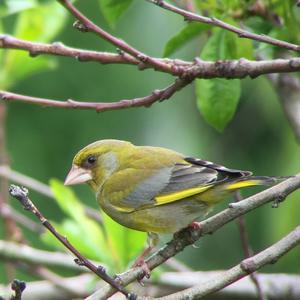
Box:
(0, 0), (300, 297)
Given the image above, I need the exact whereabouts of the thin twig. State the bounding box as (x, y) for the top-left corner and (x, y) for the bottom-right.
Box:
(0, 78), (190, 112)
(158, 271), (300, 299)
(275, 74), (300, 142)
(146, 0), (300, 52)
(8, 185), (137, 300)
(0, 35), (189, 74)
(30, 266), (84, 298)
(156, 226), (300, 300)
(3, 55), (300, 111)
(0, 203), (42, 233)
(0, 240), (97, 272)
(0, 165), (102, 224)
(0, 274), (94, 300)
(10, 279), (26, 300)
(235, 192), (266, 300)
(0, 102), (22, 281)
(87, 174), (300, 299)
(57, 0), (171, 73)
(3, 35), (300, 78)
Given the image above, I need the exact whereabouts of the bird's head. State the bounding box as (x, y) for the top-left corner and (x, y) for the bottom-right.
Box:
(64, 139), (132, 191)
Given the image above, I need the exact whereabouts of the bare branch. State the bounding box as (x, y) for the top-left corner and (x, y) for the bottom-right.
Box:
(2, 56), (300, 113)
(156, 226), (300, 300)
(0, 165), (101, 224)
(275, 74), (300, 142)
(0, 240), (95, 272)
(87, 174), (300, 299)
(0, 274), (95, 300)
(0, 34), (139, 65)
(10, 279), (26, 300)
(8, 185), (137, 300)
(0, 165), (53, 198)
(29, 266), (87, 299)
(0, 101), (22, 281)
(234, 192), (266, 300)
(158, 271), (300, 299)
(3, 34), (300, 79)
(56, 0), (172, 72)
(0, 35), (188, 74)
(0, 203), (42, 233)
(146, 0), (300, 52)
(0, 78), (190, 112)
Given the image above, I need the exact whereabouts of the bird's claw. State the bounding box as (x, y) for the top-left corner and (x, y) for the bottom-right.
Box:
(133, 257), (151, 285)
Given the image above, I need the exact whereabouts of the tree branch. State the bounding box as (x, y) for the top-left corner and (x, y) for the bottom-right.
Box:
(234, 192), (266, 300)
(158, 270), (300, 300)
(0, 203), (42, 233)
(157, 270), (300, 299)
(147, 0), (300, 52)
(56, 0), (172, 73)
(275, 74), (300, 142)
(0, 165), (101, 224)
(0, 78), (190, 112)
(0, 240), (96, 272)
(0, 274), (94, 300)
(2, 34), (300, 79)
(8, 185), (137, 300)
(2, 56), (300, 112)
(87, 174), (300, 299)
(0, 35), (189, 73)
(156, 225), (300, 300)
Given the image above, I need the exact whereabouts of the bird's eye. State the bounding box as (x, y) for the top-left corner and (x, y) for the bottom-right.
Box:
(86, 155), (97, 165)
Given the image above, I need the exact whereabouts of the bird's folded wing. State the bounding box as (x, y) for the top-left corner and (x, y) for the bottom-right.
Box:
(108, 158), (248, 212)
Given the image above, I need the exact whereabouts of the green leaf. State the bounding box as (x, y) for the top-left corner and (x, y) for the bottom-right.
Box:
(0, 2), (67, 89)
(0, 0), (37, 17)
(49, 179), (112, 264)
(196, 78), (241, 131)
(195, 29), (242, 131)
(98, 0), (132, 28)
(41, 219), (111, 263)
(163, 23), (209, 57)
(102, 212), (145, 271)
(50, 179), (85, 221)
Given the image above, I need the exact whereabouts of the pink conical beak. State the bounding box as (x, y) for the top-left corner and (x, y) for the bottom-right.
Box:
(64, 165), (92, 186)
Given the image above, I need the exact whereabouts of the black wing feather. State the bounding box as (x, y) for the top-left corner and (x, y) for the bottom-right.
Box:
(184, 157), (252, 177)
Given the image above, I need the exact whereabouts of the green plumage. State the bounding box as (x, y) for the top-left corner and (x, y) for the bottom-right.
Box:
(67, 139), (276, 234)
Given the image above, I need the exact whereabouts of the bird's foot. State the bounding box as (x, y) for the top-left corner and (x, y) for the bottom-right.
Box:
(132, 257), (151, 285)
(189, 221), (201, 231)
(174, 222), (202, 244)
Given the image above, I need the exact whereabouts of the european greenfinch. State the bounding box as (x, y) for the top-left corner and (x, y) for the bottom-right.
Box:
(64, 139), (276, 269)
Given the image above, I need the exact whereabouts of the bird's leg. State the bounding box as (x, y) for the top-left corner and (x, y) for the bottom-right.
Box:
(132, 232), (159, 281)
(174, 222), (202, 244)
(189, 221), (201, 231)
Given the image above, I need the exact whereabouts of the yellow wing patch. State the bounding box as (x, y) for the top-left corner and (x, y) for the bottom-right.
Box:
(155, 185), (212, 206)
(225, 179), (261, 190)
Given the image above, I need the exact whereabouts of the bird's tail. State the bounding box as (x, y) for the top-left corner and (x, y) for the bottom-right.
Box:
(200, 175), (290, 205)
(224, 175), (288, 191)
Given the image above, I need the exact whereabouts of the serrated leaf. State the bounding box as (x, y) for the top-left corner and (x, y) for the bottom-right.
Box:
(196, 29), (242, 131)
(102, 212), (145, 270)
(196, 78), (241, 131)
(98, 0), (132, 28)
(163, 23), (209, 57)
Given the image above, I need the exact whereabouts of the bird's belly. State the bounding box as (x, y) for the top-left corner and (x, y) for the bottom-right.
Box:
(101, 197), (212, 234)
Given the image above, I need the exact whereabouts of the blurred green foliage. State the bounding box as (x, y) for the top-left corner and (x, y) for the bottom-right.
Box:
(43, 180), (145, 271)
(0, 0), (299, 288)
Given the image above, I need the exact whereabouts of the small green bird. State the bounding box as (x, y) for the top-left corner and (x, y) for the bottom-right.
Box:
(64, 139), (276, 269)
